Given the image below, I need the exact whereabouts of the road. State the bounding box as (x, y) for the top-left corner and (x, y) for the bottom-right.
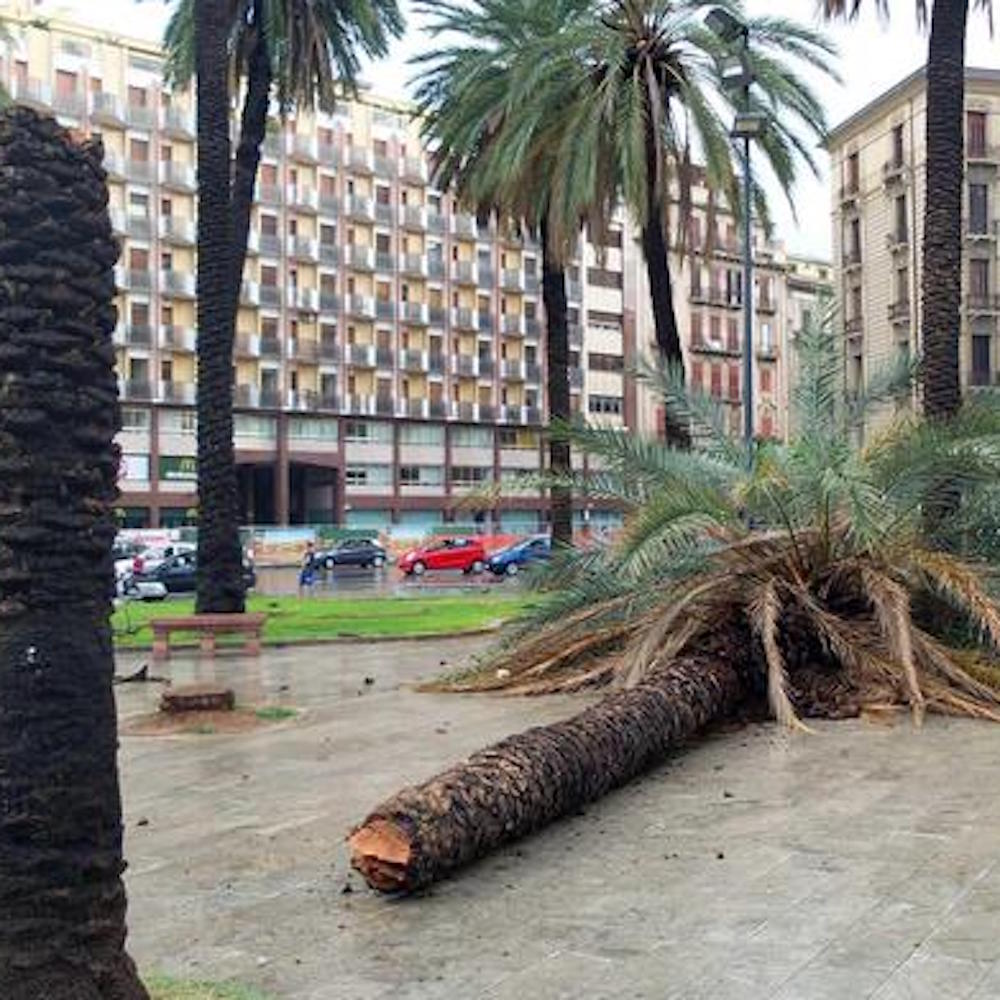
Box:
(253, 563), (524, 597)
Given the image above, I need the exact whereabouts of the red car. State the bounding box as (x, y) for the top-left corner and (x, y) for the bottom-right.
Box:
(398, 537), (487, 576)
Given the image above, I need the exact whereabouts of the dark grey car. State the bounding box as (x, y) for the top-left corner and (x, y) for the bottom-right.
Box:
(317, 538), (387, 570)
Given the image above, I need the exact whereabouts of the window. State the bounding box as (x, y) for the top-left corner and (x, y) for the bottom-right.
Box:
(894, 194), (907, 242)
(399, 423), (444, 446)
(452, 425), (493, 448)
(498, 428), (538, 449)
(727, 365), (739, 401)
(289, 417), (339, 440)
(586, 395), (623, 415)
(891, 123), (904, 167)
(896, 266), (909, 304)
(160, 410), (197, 433)
(691, 361), (703, 387)
(970, 183), (990, 234)
(345, 464), (392, 487)
(127, 85), (148, 108)
(586, 267), (622, 289)
(121, 407), (150, 430)
(450, 466), (491, 485)
(400, 466), (444, 486)
(760, 367), (773, 394)
(726, 318), (739, 353)
(690, 312), (702, 346)
(587, 352), (624, 372)
(968, 111), (987, 157)
(234, 414), (277, 438)
(972, 334), (991, 384)
(760, 410), (775, 439)
(970, 258), (990, 298)
(846, 150), (859, 192)
(344, 420), (392, 443)
(849, 218), (861, 258)
(710, 364), (722, 399)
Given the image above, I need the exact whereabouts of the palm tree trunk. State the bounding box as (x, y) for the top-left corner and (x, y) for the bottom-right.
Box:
(922, 0), (968, 422)
(541, 217), (573, 547)
(349, 652), (747, 891)
(196, 0), (246, 613)
(229, 0), (271, 311)
(0, 108), (147, 998)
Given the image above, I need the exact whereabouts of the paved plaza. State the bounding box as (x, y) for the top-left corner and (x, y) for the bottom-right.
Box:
(117, 639), (1000, 999)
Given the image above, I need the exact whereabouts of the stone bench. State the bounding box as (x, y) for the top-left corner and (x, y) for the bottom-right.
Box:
(151, 613), (267, 660)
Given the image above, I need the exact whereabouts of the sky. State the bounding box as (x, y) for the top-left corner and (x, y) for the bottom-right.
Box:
(45, 0), (1000, 259)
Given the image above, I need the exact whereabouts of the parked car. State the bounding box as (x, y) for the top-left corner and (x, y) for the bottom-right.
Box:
(316, 537), (388, 570)
(126, 551), (256, 596)
(398, 537), (487, 576)
(487, 536), (551, 576)
(129, 542), (196, 578)
(113, 540), (147, 595)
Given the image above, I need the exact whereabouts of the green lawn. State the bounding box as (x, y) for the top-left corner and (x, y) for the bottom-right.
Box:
(145, 975), (270, 1000)
(113, 593), (532, 649)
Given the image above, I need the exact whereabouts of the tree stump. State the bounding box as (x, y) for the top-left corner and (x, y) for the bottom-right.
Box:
(159, 684), (236, 714)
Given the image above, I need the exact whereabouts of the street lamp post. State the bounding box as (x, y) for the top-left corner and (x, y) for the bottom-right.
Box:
(706, 9), (765, 464)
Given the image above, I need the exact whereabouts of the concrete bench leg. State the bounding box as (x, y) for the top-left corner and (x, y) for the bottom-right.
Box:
(245, 631), (262, 656)
(152, 633), (170, 660)
(200, 632), (216, 656)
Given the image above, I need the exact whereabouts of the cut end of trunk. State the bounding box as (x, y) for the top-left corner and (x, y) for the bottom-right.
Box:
(348, 818), (414, 891)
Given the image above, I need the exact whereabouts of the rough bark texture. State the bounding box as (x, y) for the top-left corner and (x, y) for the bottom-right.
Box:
(921, 0), (967, 422)
(350, 654), (747, 892)
(0, 107), (147, 998)
(229, 0), (271, 314)
(540, 217), (573, 548)
(196, 0), (246, 613)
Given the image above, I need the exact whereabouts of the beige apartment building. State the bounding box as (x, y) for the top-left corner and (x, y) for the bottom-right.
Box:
(828, 66), (1000, 401)
(0, 0), (829, 531)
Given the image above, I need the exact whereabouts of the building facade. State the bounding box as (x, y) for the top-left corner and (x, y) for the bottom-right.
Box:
(1, 1), (829, 532)
(827, 67), (1000, 402)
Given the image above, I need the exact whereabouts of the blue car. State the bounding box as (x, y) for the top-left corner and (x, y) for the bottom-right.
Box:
(487, 536), (551, 576)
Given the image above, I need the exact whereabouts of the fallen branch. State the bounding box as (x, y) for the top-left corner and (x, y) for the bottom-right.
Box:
(349, 654), (746, 892)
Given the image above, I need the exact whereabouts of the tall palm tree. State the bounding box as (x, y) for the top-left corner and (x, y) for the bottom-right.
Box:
(824, 1), (993, 422)
(0, 107), (147, 998)
(556, 0), (836, 379)
(412, 0), (593, 547)
(170, 0), (403, 611)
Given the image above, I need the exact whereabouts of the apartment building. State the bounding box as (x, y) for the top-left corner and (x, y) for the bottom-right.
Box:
(0, 1), (828, 531)
(828, 66), (1000, 400)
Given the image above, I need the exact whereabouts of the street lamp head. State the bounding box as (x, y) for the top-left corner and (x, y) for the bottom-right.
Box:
(705, 7), (746, 42)
(732, 111), (767, 139)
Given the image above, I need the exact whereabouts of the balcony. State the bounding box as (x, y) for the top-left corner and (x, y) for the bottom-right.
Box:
(966, 143), (1000, 165)
(453, 260), (478, 285)
(290, 287), (320, 312)
(345, 195), (376, 223)
(53, 89), (86, 119)
(429, 306), (447, 327)
(345, 244), (375, 271)
(502, 314), (526, 337)
(256, 183), (282, 206)
(429, 353), (445, 376)
(126, 213), (153, 239)
(319, 242), (339, 265)
(162, 106), (195, 139)
(478, 312), (494, 334)
(375, 346), (394, 368)
(501, 269), (525, 292)
(452, 354), (480, 378)
(755, 298), (777, 316)
(233, 384), (259, 408)
(888, 299), (911, 324)
(261, 133), (283, 159)
(500, 404), (522, 423)
(452, 214), (478, 239)
(317, 391), (341, 412)
(160, 381), (196, 405)
(161, 325), (197, 352)
(569, 367), (584, 390)
(120, 379), (156, 402)
(115, 267), (153, 292)
(839, 181), (860, 207)
(375, 251), (395, 272)
(883, 159), (906, 186)
(429, 398), (448, 418)
(159, 161), (196, 191)
(260, 335), (282, 359)
(159, 215), (196, 245)
(567, 279), (583, 302)
(319, 337), (340, 362)
(126, 159), (155, 184)
(886, 229), (910, 252)
(400, 156), (428, 184)
(240, 281), (260, 305)
(427, 258), (446, 280)
(289, 236), (319, 262)
(844, 316), (864, 336)
(525, 274), (540, 295)
(400, 253), (428, 278)
(344, 394), (376, 415)
(400, 349), (429, 373)
(125, 103), (157, 131)
(122, 323), (153, 347)
(965, 293), (1000, 313)
(91, 91), (126, 126)
(479, 357), (496, 378)
(319, 290), (340, 313)
(427, 210), (446, 234)
(104, 153), (126, 181)
(842, 249), (863, 270)
(286, 390), (319, 412)
(235, 333), (261, 358)
(259, 284), (282, 308)
(345, 146), (375, 174)
(374, 153), (396, 179)
(319, 192), (339, 216)
(524, 317), (541, 339)
(402, 205), (427, 231)
(319, 140), (338, 166)
(375, 299), (395, 322)
(451, 307), (479, 331)
(401, 301), (429, 325)
(375, 393), (394, 416)
(525, 362), (542, 383)
(524, 406), (543, 426)
(291, 135), (319, 163)
(287, 185), (319, 213)
(756, 342), (778, 361)
(258, 233), (282, 257)
(11, 78), (50, 110)
(963, 218), (997, 242)
(374, 203), (394, 227)
(347, 295), (376, 320)
(502, 360), (525, 380)
(568, 324), (583, 347)
(453, 401), (479, 422)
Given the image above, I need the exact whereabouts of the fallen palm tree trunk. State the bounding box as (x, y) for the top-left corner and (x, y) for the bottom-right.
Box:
(349, 654), (747, 892)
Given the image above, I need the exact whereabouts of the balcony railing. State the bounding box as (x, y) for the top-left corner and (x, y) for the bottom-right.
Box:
(401, 301), (429, 325)
(524, 318), (541, 338)
(319, 193), (339, 215)
(319, 242), (339, 265)
(162, 106), (195, 138)
(319, 338), (340, 361)
(319, 290), (340, 313)
(260, 335), (282, 359)
(502, 360), (525, 380)
(258, 233), (282, 257)
(402, 206), (428, 231)
(115, 268), (153, 292)
(288, 339), (319, 362)
(451, 307), (478, 331)
(375, 393), (395, 415)
(428, 258), (446, 280)
(290, 135), (319, 163)
(345, 195), (376, 223)
(126, 159), (155, 183)
(400, 253), (428, 277)
(287, 185), (319, 212)
(525, 275), (540, 295)
(478, 312), (494, 334)
(160, 381), (196, 405)
(256, 183), (282, 206)
(120, 379), (155, 402)
(160, 325), (196, 352)
(888, 299), (911, 323)
(453, 260), (478, 285)
(401, 349), (428, 372)
(452, 214), (479, 239)
(159, 216), (196, 244)
(569, 367), (584, 389)
(289, 236), (319, 261)
(291, 287), (319, 312)
(502, 315), (526, 336)
(478, 268), (495, 289)
(524, 362), (542, 383)
(375, 203), (395, 226)
(501, 270), (525, 292)
(452, 354), (479, 377)
(123, 323), (153, 346)
(159, 162), (196, 190)
(125, 103), (157, 130)
(235, 333), (260, 358)
(400, 156), (428, 183)
(965, 293), (1000, 312)
(317, 391), (341, 412)
(479, 357), (496, 377)
(429, 353), (445, 375)
(375, 299), (395, 322)
(53, 89), (86, 118)
(429, 306), (447, 327)
(346, 295), (376, 320)
(345, 146), (374, 174)
(345, 244), (375, 271)
(374, 154), (395, 178)
(348, 343), (376, 367)
(427, 211), (446, 234)
(344, 394), (376, 415)
(286, 390), (319, 412)
(126, 214), (152, 239)
(375, 251), (395, 272)
(568, 324), (583, 347)
(91, 91), (125, 125)
(566, 280), (582, 301)
(259, 284), (282, 308)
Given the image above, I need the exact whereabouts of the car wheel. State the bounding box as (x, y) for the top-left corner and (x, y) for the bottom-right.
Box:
(471, 559), (485, 574)
(372, 555), (385, 569)
(412, 561), (426, 576)
(325, 558), (335, 571)
(505, 562), (519, 576)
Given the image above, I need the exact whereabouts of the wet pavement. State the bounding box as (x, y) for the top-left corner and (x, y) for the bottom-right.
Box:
(118, 640), (1000, 999)
(253, 564), (521, 597)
